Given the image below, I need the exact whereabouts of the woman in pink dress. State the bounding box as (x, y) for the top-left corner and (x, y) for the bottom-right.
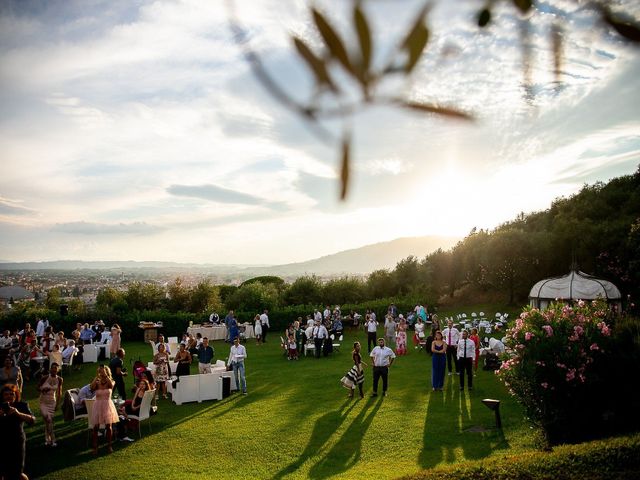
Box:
(90, 365), (120, 454)
(396, 316), (408, 356)
(110, 324), (122, 358)
(38, 362), (63, 446)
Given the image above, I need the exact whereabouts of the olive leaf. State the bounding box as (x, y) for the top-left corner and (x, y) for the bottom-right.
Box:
(602, 10), (640, 43)
(400, 100), (473, 121)
(312, 8), (355, 75)
(478, 8), (492, 28)
(512, 0), (533, 15)
(340, 136), (351, 201)
(354, 4), (372, 78)
(292, 36), (338, 92)
(401, 4), (430, 74)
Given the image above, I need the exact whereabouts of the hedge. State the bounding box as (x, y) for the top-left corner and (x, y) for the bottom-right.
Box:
(401, 433), (640, 480)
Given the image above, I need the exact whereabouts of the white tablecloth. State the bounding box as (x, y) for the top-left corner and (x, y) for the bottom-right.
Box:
(187, 323), (255, 340)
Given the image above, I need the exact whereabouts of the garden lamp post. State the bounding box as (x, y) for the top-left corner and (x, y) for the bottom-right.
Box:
(482, 398), (502, 429)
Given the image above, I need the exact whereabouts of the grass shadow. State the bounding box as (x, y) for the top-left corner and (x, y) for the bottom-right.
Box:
(271, 398), (357, 480)
(308, 396), (383, 479)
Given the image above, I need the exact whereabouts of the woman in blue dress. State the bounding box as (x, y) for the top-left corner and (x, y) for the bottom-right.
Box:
(431, 330), (447, 391)
(228, 315), (239, 342)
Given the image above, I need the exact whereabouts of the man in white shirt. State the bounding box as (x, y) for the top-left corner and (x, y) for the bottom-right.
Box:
(312, 320), (329, 358)
(366, 314), (379, 353)
(35, 318), (48, 341)
(259, 310), (270, 343)
(314, 309), (322, 323)
(457, 330), (476, 391)
(227, 336), (248, 394)
(442, 319), (460, 375)
(369, 338), (396, 397)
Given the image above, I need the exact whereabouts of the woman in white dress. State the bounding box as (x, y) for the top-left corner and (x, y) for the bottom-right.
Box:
(254, 314), (263, 345)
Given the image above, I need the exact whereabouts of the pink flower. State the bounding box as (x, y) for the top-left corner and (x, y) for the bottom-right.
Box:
(557, 363), (567, 369)
(578, 300), (585, 307)
(601, 325), (611, 337)
(525, 332), (534, 341)
(590, 343), (600, 351)
(536, 361), (546, 366)
(541, 382), (549, 389)
(542, 325), (554, 337)
(566, 369), (576, 381)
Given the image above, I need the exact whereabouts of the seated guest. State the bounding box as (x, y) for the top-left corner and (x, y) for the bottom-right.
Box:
(62, 341), (78, 362)
(332, 318), (343, 337)
(116, 378), (151, 442)
(55, 331), (66, 350)
(306, 315), (314, 328)
(0, 329), (12, 353)
(75, 383), (96, 414)
(80, 324), (96, 344)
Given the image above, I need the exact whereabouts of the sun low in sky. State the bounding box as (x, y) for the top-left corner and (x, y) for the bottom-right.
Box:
(0, 0), (639, 265)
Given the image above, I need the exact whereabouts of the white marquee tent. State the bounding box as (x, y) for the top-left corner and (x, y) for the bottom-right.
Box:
(529, 270), (622, 310)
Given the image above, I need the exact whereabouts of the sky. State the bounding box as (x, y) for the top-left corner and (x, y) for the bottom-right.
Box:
(0, 0), (639, 265)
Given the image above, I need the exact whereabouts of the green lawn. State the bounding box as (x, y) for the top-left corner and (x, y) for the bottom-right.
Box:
(21, 329), (538, 480)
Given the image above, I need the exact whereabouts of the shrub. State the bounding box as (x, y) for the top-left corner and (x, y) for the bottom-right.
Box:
(497, 299), (617, 444)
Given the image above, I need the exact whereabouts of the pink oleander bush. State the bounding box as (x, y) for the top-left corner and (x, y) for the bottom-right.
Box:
(497, 299), (616, 444)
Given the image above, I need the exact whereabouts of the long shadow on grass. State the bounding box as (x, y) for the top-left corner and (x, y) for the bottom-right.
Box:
(418, 376), (510, 469)
(307, 396), (383, 479)
(271, 398), (357, 480)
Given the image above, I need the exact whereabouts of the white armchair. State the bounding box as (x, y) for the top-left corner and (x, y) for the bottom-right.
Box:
(198, 374), (223, 402)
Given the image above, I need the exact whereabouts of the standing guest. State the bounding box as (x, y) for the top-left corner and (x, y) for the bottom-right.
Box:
(109, 324), (122, 358)
(384, 315), (397, 348)
(287, 334), (298, 360)
(109, 348), (127, 400)
(80, 323), (96, 344)
(186, 334), (198, 357)
(173, 343), (192, 378)
(469, 328), (481, 372)
(314, 309), (323, 324)
(197, 337), (214, 374)
(39, 362), (63, 447)
(442, 319), (460, 376)
(0, 384), (35, 480)
(457, 330), (476, 391)
(323, 305), (331, 323)
(0, 329), (12, 354)
(227, 336), (247, 394)
(41, 326), (55, 354)
(71, 323), (84, 364)
(431, 314), (441, 332)
(312, 320), (329, 359)
(224, 310), (235, 343)
(228, 314), (239, 345)
(90, 366), (120, 454)
(369, 338), (396, 397)
(0, 356), (23, 392)
(19, 323), (33, 345)
(294, 320), (304, 355)
(366, 314), (379, 353)
(153, 344), (170, 399)
(396, 315), (408, 356)
(341, 341), (366, 399)
(431, 331), (447, 391)
(254, 314), (263, 345)
(260, 310), (270, 343)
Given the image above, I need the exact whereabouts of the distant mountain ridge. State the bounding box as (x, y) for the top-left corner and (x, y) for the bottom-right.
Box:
(243, 236), (460, 276)
(0, 235), (459, 276)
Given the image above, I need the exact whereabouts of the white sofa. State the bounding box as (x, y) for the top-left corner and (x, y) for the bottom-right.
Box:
(211, 360), (238, 391)
(168, 373), (228, 405)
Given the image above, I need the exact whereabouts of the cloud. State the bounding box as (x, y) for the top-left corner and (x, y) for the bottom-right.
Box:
(0, 196), (35, 216)
(51, 221), (164, 235)
(166, 183), (288, 211)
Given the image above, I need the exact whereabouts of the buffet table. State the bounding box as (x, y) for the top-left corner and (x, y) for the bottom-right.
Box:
(187, 323), (255, 340)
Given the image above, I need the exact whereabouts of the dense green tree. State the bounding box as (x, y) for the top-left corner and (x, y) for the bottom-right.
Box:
(366, 269), (397, 299)
(282, 275), (323, 306)
(322, 277), (366, 306)
(167, 277), (190, 313)
(226, 282), (279, 313)
(189, 280), (223, 314)
(45, 288), (61, 310)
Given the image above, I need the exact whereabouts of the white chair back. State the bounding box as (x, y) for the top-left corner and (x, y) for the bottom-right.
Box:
(168, 337), (178, 344)
(137, 389), (155, 421)
(85, 398), (97, 429)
